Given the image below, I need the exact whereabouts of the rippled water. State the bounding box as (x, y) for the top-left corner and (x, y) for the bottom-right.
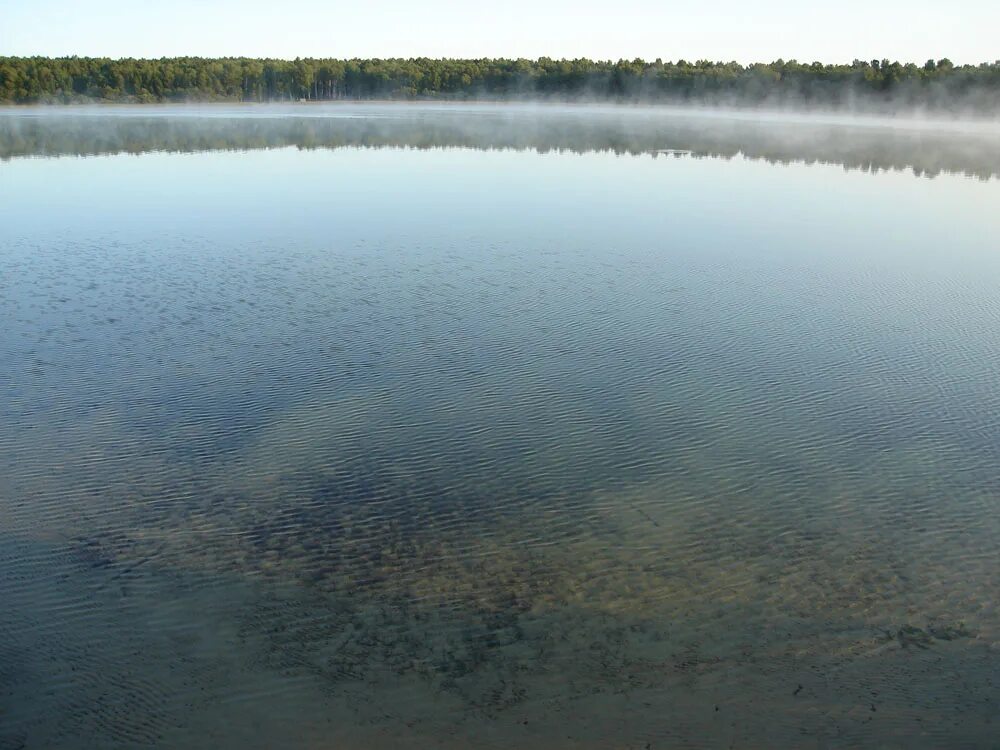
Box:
(2, 104), (1000, 749)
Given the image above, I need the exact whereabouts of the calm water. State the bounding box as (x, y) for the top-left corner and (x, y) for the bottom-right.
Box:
(2, 104), (1000, 749)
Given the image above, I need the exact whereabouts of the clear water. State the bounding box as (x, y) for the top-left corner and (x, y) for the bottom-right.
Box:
(2, 104), (1000, 749)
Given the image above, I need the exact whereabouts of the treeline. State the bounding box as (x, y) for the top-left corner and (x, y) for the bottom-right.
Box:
(2, 56), (1000, 113)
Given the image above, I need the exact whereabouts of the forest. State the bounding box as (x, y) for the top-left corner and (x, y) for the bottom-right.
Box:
(2, 56), (1000, 114)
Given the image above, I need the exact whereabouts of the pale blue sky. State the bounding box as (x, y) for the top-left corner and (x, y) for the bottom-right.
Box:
(1, 0), (997, 63)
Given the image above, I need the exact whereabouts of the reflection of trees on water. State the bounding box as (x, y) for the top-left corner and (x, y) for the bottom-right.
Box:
(2, 110), (998, 180)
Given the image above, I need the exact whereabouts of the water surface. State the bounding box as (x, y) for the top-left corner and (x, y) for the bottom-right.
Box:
(2, 104), (1000, 749)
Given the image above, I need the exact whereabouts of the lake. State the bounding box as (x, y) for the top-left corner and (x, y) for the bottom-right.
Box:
(2, 103), (999, 749)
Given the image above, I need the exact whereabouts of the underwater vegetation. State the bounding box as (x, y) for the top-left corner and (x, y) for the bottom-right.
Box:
(33, 445), (989, 749)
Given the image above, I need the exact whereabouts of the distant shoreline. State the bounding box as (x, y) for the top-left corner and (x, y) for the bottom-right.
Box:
(3, 56), (999, 116)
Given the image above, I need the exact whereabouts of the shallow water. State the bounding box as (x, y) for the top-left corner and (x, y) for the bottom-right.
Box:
(2, 104), (1000, 749)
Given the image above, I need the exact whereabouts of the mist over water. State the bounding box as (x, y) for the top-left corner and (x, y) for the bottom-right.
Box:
(3, 102), (1000, 179)
(2, 104), (1000, 748)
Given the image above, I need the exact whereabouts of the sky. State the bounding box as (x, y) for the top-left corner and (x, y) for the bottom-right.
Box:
(1, 0), (997, 64)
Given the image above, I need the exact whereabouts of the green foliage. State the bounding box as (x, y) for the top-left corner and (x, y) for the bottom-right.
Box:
(1, 56), (999, 113)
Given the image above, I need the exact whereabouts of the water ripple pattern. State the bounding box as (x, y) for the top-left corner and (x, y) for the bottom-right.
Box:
(1, 106), (1000, 749)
